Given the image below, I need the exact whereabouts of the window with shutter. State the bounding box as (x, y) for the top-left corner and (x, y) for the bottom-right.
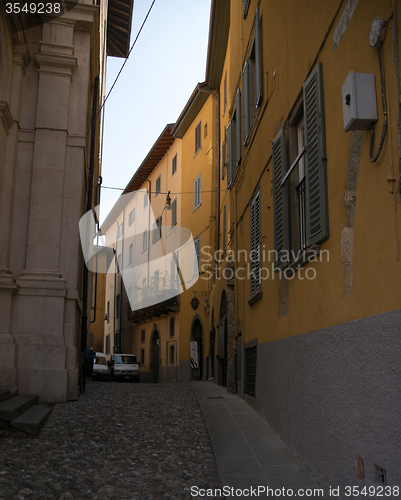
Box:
(155, 176), (161, 196)
(194, 175), (201, 209)
(272, 62), (328, 270)
(227, 92), (241, 188)
(236, 89), (242, 165)
(194, 237), (200, 275)
(172, 154), (177, 176)
(172, 198), (177, 226)
(243, 6), (262, 145)
(250, 189), (261, 296)
(195, 121), (202, 154)
(227, 121), (233, 187)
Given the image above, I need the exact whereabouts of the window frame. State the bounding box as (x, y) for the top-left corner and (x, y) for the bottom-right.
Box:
(128, 208), (135, 226)
(194, 237), (200, 276)
(155, 175), (161, 196)
(194, 175), (201, 210)
(172, 154), (177, 176)
(195, 121), (202, 154)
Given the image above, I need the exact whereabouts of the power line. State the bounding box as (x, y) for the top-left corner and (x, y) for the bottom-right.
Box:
(101, 186), (229, 195)
(86, 0), (157, 136)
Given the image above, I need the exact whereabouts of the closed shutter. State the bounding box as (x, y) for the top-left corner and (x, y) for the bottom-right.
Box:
(227, 120), (233, 187)
(303, 61), (329, 246)
(236, 89), (242, 165)
(255, 5), (263, 107)
(222, 141), (226, 179)
(243, 60), (250, 144)
(272, 129), (290, 269)
(250, 190), (260, 295)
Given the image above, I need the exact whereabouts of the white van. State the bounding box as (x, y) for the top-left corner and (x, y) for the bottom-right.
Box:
(92, 352), (110, 381)
(111, 354), (140, 382)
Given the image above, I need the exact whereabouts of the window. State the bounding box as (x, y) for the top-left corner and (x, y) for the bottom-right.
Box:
(250, 189), (261, 297)
(105, 334), (110, 355)
(142, 230), (147, 252)
(194, 237), (200, 275)
(144, 192), (148, 209)
(204, 123), (207, 138)
(117, 254), (121, 271)
(242, 0), (251, 18)
(152, 215), (162, 243)
(222, 204), (227, 251)
(169, 344), (175, 365)
(243, 6), (263, 145)
(116, 221), (123, 239)
(227, 89), (241, 187)
(116, 294), (120, 319)
(155, 175), (161, 196)
(194, 175), (201, 209)
(195, 121), (202, 154)
(170, 317), (175, 338)
(141, 329), (145, 343)
(171, 198), (177, 226)
(272, 62), (328, 270)
(154, 269), (159, 291)
(128, 208), (135, 226)
(172, 154), (177, 176)
(140, 348), (145, 365)
(106, 301), (110, 323)
(245, 344), (257, 396)
(129, 243), (133, 264)
(170, 257), (177, 289)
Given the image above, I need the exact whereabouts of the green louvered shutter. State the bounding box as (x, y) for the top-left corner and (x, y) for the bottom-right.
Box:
(303, 62), (329, 246)
(255, 6), (263, 107)
(272, 129), (290, 269)
(243, 60), (250, 145)
(250, 190), (261, 295)
(236, 89), (242, 165)
(227, 120), (233, 187)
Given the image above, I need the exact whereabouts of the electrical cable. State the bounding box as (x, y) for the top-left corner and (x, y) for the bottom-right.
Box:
(369, 44), (388, 162)
(86, 0), (157, 137)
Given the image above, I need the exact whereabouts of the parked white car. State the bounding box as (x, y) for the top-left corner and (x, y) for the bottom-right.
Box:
(111, 354), (140, 382)
(92, 352), (110, 381)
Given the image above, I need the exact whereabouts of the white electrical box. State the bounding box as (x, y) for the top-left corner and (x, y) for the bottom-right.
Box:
(342, 71), (378, 132)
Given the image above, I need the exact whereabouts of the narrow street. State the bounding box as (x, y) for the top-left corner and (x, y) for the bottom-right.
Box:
(0, 383), (221, 500)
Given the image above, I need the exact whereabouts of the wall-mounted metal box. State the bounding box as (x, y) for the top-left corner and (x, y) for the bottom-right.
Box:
(342, 71), (378, 132)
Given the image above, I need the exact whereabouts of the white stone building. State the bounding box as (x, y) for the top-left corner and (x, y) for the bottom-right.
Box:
(0, 0), (133, 402)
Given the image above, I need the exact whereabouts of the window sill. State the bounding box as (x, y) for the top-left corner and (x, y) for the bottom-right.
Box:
(286, 244), (321, 274)
(248, 290), (262, 306)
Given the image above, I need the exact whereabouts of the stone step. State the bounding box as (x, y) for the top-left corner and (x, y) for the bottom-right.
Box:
(0, 394), (39, 421)
(11, 405), (53, 436)
(0, 389), (11, 403)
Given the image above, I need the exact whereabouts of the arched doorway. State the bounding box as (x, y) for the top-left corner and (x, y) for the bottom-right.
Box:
(149, 328), (160, 383)
(191, 317), (203, 380)
(218, 291), (228, 387)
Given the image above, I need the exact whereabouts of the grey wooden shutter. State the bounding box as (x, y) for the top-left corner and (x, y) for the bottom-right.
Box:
(243, 60), (250, 145)
(303, 61), (329, 246)
(272, 129), (290, 269)
(250, 190), (260, 295)
(227, 120), (233, 186)
(222, 141), (226, 179)
(236, 89), (242, 165)
(255, 5), (263, 107)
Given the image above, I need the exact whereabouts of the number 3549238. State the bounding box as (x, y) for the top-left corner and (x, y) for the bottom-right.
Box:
(5, 3), (61, 14)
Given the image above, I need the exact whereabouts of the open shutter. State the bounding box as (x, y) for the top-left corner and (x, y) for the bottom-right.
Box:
(250, 190), (261, 295)
(243, 60), (250, 144)
(303, 61), (329, 246)
(236, 89), (242, 165)
(255, 5), (263, 107)
(272, 129), (290, 269)
(227, 120), (233, 187)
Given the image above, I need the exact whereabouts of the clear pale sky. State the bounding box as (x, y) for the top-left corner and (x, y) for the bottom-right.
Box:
(100, 0), (212, 216)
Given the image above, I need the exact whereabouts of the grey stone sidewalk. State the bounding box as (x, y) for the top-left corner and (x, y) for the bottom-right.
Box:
(191, 381), (327, 499)
(0, 382), (221, 500)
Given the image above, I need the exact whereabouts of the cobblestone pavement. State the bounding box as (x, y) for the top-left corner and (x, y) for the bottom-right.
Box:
(0, 382), (222, 500)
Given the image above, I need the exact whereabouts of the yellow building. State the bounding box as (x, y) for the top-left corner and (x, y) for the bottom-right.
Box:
(203, 0), (401, 491)
(172, 85), (216, 383)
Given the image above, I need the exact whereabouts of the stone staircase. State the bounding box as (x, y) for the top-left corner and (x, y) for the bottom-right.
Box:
(0, 388), (53, 436)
